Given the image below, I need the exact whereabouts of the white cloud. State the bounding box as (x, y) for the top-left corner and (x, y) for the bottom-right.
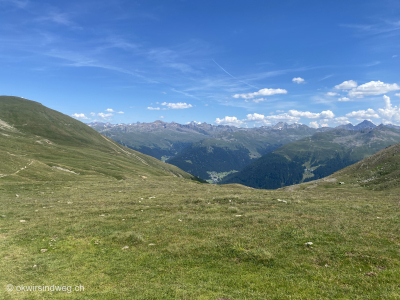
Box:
(97, 113), (113, 118)
(147, 107), (160, 110)
(345, 95), (400, 123)
(161, 102), (193, 109)
(326, 92), (339, 96)
(346, 109), (379, 120)
(334, 117), (350, 124)
(245, 112), (298, 124)
(320, 110), (335, 119)
(105, 108), (123, 113)
(159, 116), (165, 119)
(292, 77), (305, 84)
(395, 93), (400, 97)
(215, 116), (243, 126)
(383, 95), (391, 109)
(265, 113), (300, 123)
(71, 113), (89, 120)
(90, 112), (96, 116)
(232, 88), (287, 99)
(348, 81), (400, 98)
(246, 113), (265, 121)
(309, 121), (319, 128)
(338, 97), (352, 102)
(393, 55), (398, 58)
(252, 98), (267, 103)
(377, 95), (400, 124)
(244, 110), (335, 125)
(321, 124), (329, 127)
(335, 80), (358, 90)
(288, 109), (335, 119)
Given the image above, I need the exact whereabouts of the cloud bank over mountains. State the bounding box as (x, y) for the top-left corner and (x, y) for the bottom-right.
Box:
(210, 79), (400, 127)
(214, 93), (400, 127)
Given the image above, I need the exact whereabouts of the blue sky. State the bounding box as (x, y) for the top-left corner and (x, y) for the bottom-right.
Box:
(0, 0), (400, 128)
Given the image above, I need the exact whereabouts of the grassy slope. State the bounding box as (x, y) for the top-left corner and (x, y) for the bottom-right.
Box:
(332, 142), (400, 190)
(0, 96), (198, 182)
(1, 97), (400, 299)
(222, 127), (400, 189)
(1, 175), (400, 299)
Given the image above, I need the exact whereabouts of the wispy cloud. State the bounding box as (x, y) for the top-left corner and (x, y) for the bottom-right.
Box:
(244, 65), (324, 82)
(318, 74), (334, 81)
(363, 61), (381, 67)
(212, 59), (258, 89)
(0, 0), (29, 8)
(44, 50), (159, 84)
(36, 11), (76, 27)
(171, 88), (200, 100)
(340, 20), (400, 37)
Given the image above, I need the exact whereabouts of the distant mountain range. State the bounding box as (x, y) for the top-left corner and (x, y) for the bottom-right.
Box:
(89, 119), (384, 183)
(336, 120), (376, 131)
(89, 120), (334, 181)
(221, 124), (400, 189)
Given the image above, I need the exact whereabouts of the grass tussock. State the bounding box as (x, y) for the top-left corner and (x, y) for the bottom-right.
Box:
(1, 177), (400, 299)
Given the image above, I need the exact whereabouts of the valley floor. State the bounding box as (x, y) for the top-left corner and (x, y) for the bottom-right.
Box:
(1, 177), (399, 299)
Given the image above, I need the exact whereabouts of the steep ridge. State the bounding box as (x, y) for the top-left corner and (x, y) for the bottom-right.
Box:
(332, 142), (400, 190)
(0, 96), (200, 182)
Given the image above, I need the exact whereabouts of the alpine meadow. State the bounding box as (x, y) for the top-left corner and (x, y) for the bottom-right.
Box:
(1, 0), (400, 299)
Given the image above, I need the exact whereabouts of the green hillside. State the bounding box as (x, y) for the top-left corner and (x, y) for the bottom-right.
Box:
(221, 126), (400, 189)
(332, 142), (400, 190)
(2, 96), (400, 298)
(0, 96), (200, 182)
